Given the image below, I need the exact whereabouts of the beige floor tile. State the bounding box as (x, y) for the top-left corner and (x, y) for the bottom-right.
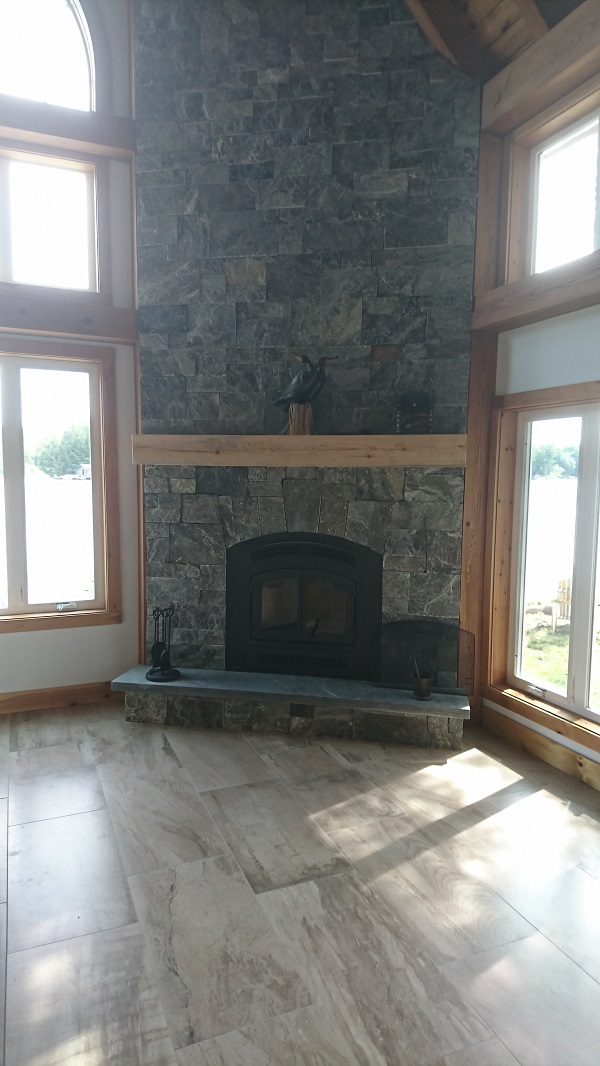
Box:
(8, 742), (105, 825)
(5, 923), (177, 1066)
(443, 933), (600, 1066)
(426, 1036), (522, 1065)
(164, 729), (274, 792)
(98, 762), (227, 875)
(0, 798), (7, 905)
(0, 717), (9, 799)
(245, 732), (309, 755)
(129, 853), (310, 1048)
(9, 701), (124, 753)
(202, 779), (350, 892)
(84, 718), (183, 777)
(263, 745), (406, 831)
(330, 815), (534, 963)
(482, 785), (600, 881)
(175, 1005), (379, 1066)
(8, 807), (135, 952)
(484, 859), (600, 984)
(0, 903), (5, 1057)
(259, 872), (490, 1065)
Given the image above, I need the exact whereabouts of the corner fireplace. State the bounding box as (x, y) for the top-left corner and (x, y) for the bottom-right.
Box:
(225, 532), (382, 681)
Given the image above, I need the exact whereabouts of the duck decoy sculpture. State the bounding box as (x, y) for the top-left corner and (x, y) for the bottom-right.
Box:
(273, 354), (337, 411)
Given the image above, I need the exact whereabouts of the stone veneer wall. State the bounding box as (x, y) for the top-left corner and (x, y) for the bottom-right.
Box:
(135, 0), (479, 666)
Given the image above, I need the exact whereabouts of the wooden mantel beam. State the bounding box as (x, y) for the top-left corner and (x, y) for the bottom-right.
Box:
(132, 434), (467, 469)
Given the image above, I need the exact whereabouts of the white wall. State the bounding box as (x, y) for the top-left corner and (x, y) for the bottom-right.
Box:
(497, 305), (600, 394)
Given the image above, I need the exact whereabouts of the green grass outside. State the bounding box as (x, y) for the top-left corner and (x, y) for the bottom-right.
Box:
(522, 610), (600, 707)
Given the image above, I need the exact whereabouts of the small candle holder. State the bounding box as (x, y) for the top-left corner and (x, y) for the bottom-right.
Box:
(146, 605), (180, 682)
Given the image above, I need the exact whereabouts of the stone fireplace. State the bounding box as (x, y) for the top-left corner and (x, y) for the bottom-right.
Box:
(127, 0), (479, 747)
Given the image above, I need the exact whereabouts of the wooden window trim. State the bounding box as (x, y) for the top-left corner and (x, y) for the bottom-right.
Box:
(0, 336), (121, 633)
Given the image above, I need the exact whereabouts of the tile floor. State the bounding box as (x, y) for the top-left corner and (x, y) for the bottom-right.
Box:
(0, 701), (599, 1064)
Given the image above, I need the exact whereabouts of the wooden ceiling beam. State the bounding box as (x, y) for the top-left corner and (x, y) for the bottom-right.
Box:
(405, 0), (549, 80)
(404, 0), (496, 78)
(482, 0), (600, 131)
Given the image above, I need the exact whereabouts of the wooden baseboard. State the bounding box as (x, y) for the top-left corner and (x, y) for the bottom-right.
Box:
(0, 681), (124, 716)
(482, 704), (600, 793)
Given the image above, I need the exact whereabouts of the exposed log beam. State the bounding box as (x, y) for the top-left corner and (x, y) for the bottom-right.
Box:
(405, 0), (548, 81)
(482, 0), (600, 131)
(404, 0), (495, 78)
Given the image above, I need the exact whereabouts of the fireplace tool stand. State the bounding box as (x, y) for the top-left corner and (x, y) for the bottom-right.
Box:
(146, 605), (180, 682)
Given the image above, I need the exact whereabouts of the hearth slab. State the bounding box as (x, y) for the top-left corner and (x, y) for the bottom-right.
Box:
(112, 667), (470, 720)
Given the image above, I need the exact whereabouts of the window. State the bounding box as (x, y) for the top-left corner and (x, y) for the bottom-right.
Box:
(0, 0), (93, 111)
(532, 117), (600, 274)
(486, 385), (600, 729)
(0, 341), (119, 629)
(0, 150), (97, 291)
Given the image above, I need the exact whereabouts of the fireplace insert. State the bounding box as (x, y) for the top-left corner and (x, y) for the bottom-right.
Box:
(225, 532), (382, 680)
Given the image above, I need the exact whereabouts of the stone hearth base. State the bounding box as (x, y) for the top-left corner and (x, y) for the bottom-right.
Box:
(113, 668), (468, 751)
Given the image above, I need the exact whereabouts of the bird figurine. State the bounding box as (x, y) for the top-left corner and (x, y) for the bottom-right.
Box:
(273, 354), (337, 411)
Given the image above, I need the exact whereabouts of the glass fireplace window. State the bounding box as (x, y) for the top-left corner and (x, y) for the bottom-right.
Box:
(260, 577), (298, 633)
(304, 577), (347, 637)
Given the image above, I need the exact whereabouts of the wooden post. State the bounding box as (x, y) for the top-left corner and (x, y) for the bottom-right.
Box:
(287, 403), (313, 435)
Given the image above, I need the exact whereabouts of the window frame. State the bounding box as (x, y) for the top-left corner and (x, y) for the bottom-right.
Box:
(481, 383), (600, 747)
(0, 336), (120, 633)
(0, 145), (105, 297)
(506, 401), (600, 724)
(501, 75), (600, 287)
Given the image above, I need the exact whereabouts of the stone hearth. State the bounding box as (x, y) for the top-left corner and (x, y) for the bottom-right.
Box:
(114, 666), (468, 750)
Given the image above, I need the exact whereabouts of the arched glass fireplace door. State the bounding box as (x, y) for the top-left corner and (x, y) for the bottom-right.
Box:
(226, 532), (382, 681)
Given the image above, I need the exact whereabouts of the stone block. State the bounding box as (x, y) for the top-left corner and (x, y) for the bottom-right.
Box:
(125, 692), (167, 724)
(169, 479), (196, 494)
(345, 500), (390, 554)
(356, 468), (405, 503)
(353, 711), (429, 746)
(426, 530), (462, 573)
(266, 255), (321, 300)
(283, 479), (322, 532)
(169, 524), (226, 567)
(258, 496), (287, 534)
(223, 699), (291, 732)
(146, 493), (181, 524)
(408, 573), (461, 619)
(196, 468), (248, 497)
(181, 496), (221, 524)
(236, 301), (292, 347)
(166, 696), (224, 729)
(290, 715), (353, 738)
(209, 210), (279, 257)
(232, 497), (261, 541)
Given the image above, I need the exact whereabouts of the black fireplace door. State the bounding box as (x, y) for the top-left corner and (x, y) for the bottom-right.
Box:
(226, 532), (382, 680)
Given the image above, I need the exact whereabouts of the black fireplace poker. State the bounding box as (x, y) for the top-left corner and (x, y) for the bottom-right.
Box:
(146, 605), (180, 682)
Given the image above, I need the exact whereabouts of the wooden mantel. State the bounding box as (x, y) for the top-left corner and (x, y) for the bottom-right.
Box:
(132, 433), (467, 468)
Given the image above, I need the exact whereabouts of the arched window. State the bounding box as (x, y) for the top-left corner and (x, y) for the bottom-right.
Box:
(0, 0), (94, 111)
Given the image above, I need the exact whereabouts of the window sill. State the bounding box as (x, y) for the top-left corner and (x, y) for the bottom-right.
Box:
(483, 682), (600, 755)
(0, 609), (122, 634)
